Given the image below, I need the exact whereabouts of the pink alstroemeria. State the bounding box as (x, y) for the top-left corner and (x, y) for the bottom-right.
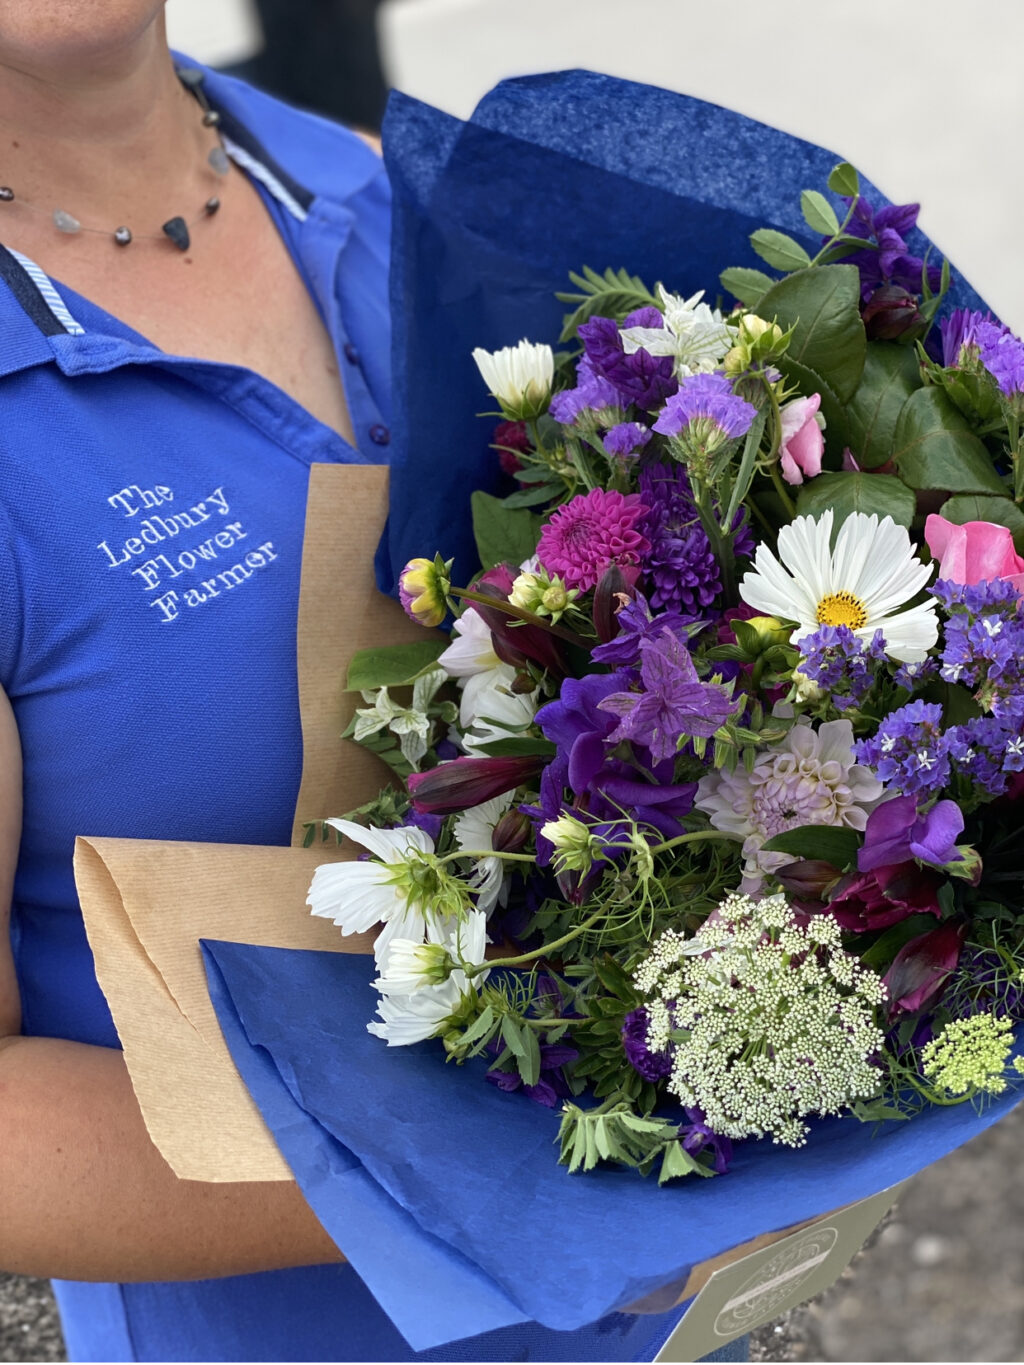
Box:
(778, 394), (824, 486)
(924, 515), (1024, 595)
(883, 920), (966, 1017)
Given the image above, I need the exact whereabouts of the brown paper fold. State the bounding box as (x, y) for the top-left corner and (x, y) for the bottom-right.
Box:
(76, 464), (428, 1182)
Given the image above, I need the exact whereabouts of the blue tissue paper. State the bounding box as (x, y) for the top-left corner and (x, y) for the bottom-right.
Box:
(202, 940), (1021, 1352)
(376, 68), (988, 595)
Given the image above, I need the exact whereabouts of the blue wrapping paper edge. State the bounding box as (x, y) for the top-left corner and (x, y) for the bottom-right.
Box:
(377, 69), (990, 596)
(202, 939), (1022, 1348)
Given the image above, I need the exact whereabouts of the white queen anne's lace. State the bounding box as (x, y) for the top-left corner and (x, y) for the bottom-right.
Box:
(634, 892), (886, 1147)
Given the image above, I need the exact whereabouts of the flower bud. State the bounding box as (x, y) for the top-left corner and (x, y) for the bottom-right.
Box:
(862, 284), (924, 341)
(491, 807), (532, 853)
(472, 340), (554, 420)
(399, 555), (451, 628)
(541, 813), (599, 874)
(408, 755), (545, 815)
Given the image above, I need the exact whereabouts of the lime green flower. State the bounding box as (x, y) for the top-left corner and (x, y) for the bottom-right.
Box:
(921, 1012), (1018, 1098)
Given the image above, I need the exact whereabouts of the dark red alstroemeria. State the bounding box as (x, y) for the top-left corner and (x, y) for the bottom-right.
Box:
(829, 860), (944, 933)
(883, 920), (967, 1017)
(592, 562), (640, 644)
(407, 755), (546, 815)
(472, 566), (567, 676)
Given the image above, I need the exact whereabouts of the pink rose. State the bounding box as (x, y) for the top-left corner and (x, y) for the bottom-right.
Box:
(924, 514), (1024, 594)
(778, 394), (824, 485)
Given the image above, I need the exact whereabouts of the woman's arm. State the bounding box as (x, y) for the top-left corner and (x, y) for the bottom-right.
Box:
(0, 691), (343, 1283)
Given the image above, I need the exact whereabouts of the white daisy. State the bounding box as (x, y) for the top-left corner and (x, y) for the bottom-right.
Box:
(369, 911), (490, 1047)
(452, 793), (515, 915)
(619, 285), (733, 378)
(307, 820), (436, 957)
(740, 510), (938, 663)
(472, 339), (554, 415)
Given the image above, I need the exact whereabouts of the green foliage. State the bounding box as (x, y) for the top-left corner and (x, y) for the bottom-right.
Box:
(828, 162), (860, 198)
(844, 342), (922, 469)
(795, 471), (916, 531)
(893, 388), (1006, 495)
(749, 229), (812, 273)
(760, 824), (860, 868)
(800, 188), (840, 237)
(922, 358), (1003, 427)
(719, 266), (776, 307)
(346, 640), (448, 692)
(557, 1099), (712, 1182)
(757, 265), (866, 402)
(468, 736), (557, 758)
(470, 490), (542, 570)
(938, 495), (1024, 554)
(556, 266), (659, 342)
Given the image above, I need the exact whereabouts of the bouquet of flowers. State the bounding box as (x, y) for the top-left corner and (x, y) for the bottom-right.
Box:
(309, 155), (1024, 1183)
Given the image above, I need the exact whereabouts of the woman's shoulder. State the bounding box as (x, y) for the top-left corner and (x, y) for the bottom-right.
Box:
(188, 60), (387, 211)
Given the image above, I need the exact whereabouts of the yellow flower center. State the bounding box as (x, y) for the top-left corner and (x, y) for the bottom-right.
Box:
(816, 590), (868, 629)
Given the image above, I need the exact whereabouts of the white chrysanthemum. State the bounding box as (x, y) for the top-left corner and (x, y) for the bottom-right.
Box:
(472, 339), (554, 412)
(307, 821), (453, 959)
(369, 910), (490, 1046)
(459, 661), (539, 756)
(452, 793), (515, 915)
(696, 719), (883, 893)
(619, 285), (733, 377)
(635, 893), (886, 1147)
(740, 510), (938, 663)
(437, 607), (499, 678)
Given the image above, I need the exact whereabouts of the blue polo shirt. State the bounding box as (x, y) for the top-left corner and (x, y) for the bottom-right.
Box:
(0, 62), (725, 1365)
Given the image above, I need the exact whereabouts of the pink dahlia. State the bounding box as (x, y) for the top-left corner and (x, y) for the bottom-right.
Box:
(537, 488), (650, 591)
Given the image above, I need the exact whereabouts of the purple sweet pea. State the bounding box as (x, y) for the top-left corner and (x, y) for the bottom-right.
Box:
(834, 196), (943, 303)
(486, 1041), (579, 1108)
(858, 795), (964, 873)
(598, 629), (734, 764)
(578, 315), (678, 410)
(679, 1107), (733, 1176)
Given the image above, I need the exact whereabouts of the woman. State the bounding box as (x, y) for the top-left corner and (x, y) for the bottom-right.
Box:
(0, 4), (745, 1360)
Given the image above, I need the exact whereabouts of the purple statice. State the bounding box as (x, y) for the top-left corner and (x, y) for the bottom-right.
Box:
(598, 628), (733, 763)
(854, 699), (949, 796)
(943, 708), (1024, 798)
(833, 197), (943, 303)
(652, 372), (757, 444)
(637, 463), (755, 620)
(577, 314), (678, 411)
(621, 1006), (672, 1081)
(893, 656), (939, 691)
(486, 1040), (579, 1108)
(932, 577), (1024, 709)
(795, 624), (880, 710)
(592, 592), (698, 669)
(941, 308), (1024, 396)
(603, 421), (652, 457)
(548, 352), (623, 424)
(679, 1107), (733, 1175)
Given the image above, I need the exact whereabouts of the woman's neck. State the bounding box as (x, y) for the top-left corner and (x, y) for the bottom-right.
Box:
(0, 17), (214, 233)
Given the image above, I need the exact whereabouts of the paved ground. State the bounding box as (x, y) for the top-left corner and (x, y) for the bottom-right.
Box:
(4, 1099), (1023, 1362)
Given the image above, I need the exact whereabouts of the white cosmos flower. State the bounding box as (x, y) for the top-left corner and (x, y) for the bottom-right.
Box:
(740, 510), (938, 663)
(472, 339), (554, 414)
(437, 607), (498, 678)
(307, 820), (435, 957)
(453, 792), (515, 915)
(460, 661), (539, 755)
(368, 910), (490, 1046)
(619, 285), (733, 378)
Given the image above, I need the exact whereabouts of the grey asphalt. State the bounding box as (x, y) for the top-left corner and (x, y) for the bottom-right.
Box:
(4, 1097), (1023, 1362)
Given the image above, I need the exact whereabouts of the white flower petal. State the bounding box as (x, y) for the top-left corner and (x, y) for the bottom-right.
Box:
(307, 861), (399, 935)
(324, 819), (433, 863)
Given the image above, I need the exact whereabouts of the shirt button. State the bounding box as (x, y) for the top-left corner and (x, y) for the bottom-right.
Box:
(369, 424), (390, 446)
(343, 342), (360, 364)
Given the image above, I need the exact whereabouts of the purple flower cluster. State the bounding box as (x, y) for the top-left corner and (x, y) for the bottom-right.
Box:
(636, 462), (754, 620)
(796, 625), (884, 710)
(854, 700), (949, 796)
(603, 421), (652, 457)
(835, 197), (942, 303)
(577, 310), (678, 411)
(932, 578), (1024, 713)
(548, 352), (623, 424)
(621, 1006), (672, 1081)
(943, 710), (1024, 797)
(652, 372), (757, 444)
(941, 308), (1024, 397)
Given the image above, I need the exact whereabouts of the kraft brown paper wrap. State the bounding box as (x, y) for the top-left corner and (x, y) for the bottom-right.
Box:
(73, 461), (830, 1297)
(76, 464), (427, 1183)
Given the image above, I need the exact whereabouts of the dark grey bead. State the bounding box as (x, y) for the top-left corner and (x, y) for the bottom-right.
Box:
(208, 146), (230, 176)
(113, 226), (132, 246)
(204, 196), (221, 215)
(0, 187), (14, 202)
(202, 110), (221, 127)
(369, 424), (391, 446)
(161, 216), (190, 251)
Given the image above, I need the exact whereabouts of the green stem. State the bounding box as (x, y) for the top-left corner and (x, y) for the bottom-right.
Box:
(451, 585), (591, 647)
(768, 462), (797, 519)
(468, 906), (608, 975)
(648, 828), (743, 856)
(438, 849), (537, 866)
(807, 196), (866, 268)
